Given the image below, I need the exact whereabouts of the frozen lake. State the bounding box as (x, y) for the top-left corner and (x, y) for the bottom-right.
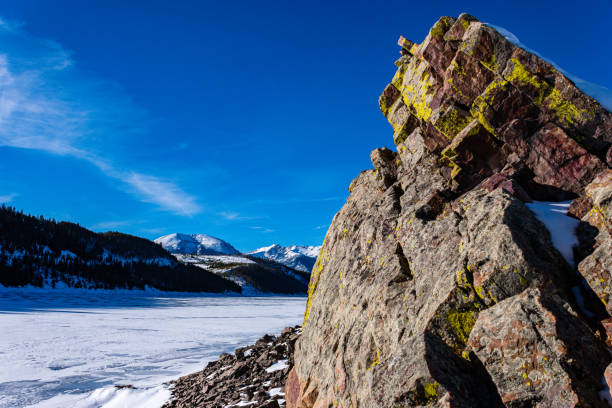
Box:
(0, 288), (306, 407)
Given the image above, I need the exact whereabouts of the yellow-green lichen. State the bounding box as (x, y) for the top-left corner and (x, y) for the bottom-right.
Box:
(475, 285), (485, 300)
(505, 58), (548, 105)
(422, 381), (440, 404)
(430, 20), (447, 37)
(504, 59), (593, 126)
(451, 165), (462, 179)
(544, 88), (590, 125)
(433, 106), (472, 140)
(446, 309), (476, 346)
(451, 60), (467, 76)
(456, 268), (469, 287)
(470, 92), (499, 138)
(392, 65), (407, 90)
(367, 349), (381, 370)
(481, 53), (498, 73)
(303, 239), (327, 326)
(398, 60), (435, 122)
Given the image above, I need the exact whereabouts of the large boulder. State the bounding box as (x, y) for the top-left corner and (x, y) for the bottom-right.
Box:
(289, 13), (612, 408)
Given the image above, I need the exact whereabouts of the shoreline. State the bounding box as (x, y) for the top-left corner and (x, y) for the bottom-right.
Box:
(164, 326), (301, 408)
(0, 284), (308, 298)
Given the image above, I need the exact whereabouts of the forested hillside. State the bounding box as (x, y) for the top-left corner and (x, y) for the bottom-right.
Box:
(0, 205), (240, 293)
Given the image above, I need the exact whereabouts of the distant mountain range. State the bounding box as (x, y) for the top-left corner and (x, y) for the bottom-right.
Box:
(155, 233), (321, 293)
(0, 205), (321, 295)
(247, 244), (320, 272)
(154, 234), (320, 273)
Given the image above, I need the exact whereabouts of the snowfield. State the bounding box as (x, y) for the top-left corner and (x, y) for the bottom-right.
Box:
(0, 287), (305, 408)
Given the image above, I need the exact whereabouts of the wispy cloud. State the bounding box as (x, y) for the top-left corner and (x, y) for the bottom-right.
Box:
(124, 173), (200, 216)
(219, 211), (241, 220)
(0, 18), (201, 216)
(218, 211), (262, 221)
(0, 192), (17, 203)
(251, 226), (275, 233)
(314, 225), (328, 230)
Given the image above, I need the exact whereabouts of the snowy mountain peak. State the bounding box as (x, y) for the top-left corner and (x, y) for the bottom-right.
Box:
(154, 233), (239, 255)
(247, 244), (321, 272)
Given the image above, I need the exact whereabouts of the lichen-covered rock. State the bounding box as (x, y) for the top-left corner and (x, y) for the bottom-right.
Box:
(289, 13), (612, 408)
(577, 170), (612, 316)
(468, 289), (610, 407)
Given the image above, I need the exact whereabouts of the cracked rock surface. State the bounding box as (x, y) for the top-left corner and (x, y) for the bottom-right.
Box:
(287, 13), (612, 408)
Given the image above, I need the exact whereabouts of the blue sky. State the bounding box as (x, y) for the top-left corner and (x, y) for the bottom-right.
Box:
(0, 0), (610, 251)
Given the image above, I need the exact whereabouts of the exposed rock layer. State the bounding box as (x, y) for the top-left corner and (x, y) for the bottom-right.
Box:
(288, 14), (612, 408)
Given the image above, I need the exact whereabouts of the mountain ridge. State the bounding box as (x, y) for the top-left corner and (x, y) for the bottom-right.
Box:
(248, 244), (321, 272)
(154, 233), (240, 256)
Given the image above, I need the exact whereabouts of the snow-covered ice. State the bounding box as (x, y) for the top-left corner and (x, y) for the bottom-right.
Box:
(525, 201), (579, 267)
(0, 287), (305, 408)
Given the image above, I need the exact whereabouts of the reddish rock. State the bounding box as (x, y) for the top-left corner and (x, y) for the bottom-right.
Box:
(468, 289), (610, 407)
(442, 50), (495, 107)
(443, 13), (477, 42)
(525, 123), (605, 195)
(420, 17), (457, 77)
(569, 195), (594, 219)
(292, 14), (612, 408)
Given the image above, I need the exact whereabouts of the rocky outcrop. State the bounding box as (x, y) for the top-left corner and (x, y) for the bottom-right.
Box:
(288, 14), (612, 408)
(165, 326), (301, 408)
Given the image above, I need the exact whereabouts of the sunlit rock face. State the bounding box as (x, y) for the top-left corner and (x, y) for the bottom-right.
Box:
(287, 14), (612, 408)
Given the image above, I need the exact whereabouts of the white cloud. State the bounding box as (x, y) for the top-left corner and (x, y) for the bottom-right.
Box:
(218, 211), (261, 221)
(0, 17), (200, 216)
(250, 226), (275, 233)
(0, 192), (17, 203)
(219, 211), (240, 220)
(124, 173), (200, 216)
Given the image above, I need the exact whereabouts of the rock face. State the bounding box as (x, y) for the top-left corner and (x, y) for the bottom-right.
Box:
(288, 14), (612, 408)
